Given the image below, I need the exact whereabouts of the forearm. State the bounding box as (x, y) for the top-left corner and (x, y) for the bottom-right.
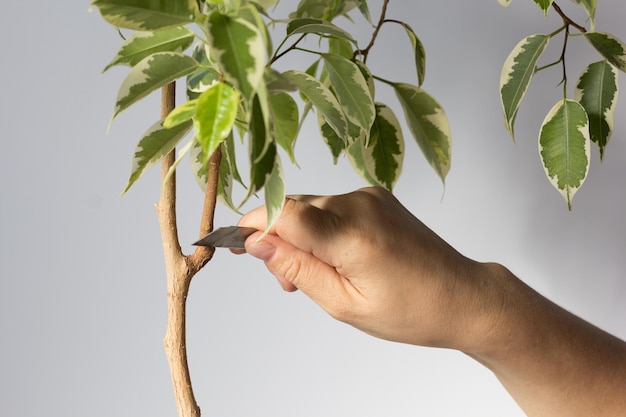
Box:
(465, 263), (626, 417)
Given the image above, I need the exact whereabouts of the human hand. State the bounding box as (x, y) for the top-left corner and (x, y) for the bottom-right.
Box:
(236, 187), (498, 351)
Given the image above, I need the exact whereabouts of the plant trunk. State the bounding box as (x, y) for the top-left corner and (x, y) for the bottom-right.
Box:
(156, 82), (220, 417)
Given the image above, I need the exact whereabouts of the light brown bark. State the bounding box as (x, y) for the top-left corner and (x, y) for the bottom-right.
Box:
(156, 82), (221, 417)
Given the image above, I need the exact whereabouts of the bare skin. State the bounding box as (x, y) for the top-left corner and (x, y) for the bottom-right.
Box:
(235, 186), (626, 417)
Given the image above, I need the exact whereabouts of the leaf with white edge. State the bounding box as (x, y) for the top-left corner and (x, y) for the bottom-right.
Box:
(394, 83), (451, 183)
(113, 52), (198, 121)
(498, 0), (512, 6)
(346, 122), (381, 188)
(244, 95), (277, 204)
(104, 27), (195, 72)
(500, 34), (550, 137)
(584, 32), (626, 72)
(269, 92), (299, 164)
(539, 99), (590, 210)
(367, 104), (405, 190)
(354, 60), (375, 99)
(162, 139), (194, 189)
(187, 43), (220, 100)
(263, 156), (286, 236)
(122, 119), (193, 194)
(283, 69), (348, 138)
(354, 0), (372, 23)
(393, 21), (426, 87)
(163, 99), (198, 128)
(91, 0), (198, 31)
(323, 53), (375, 135)
(532, 0), (553, 15)
(569, 0), (596, 27)
(286, 18), (355, 43)
(194, 82), (240, 164)
(207, 12), (265, 102)
(317, 112), (346, 163)
(348, 104), (404, 191)
(574, 60), (618, 160)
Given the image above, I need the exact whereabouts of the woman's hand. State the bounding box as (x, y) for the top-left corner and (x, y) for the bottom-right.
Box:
(236, 187), (498, 351)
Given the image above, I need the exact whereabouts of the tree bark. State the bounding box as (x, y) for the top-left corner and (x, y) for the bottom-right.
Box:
(156, 82), (221, 417)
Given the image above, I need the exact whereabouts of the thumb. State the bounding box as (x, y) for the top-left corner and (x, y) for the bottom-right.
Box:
(246, 232), (358, 316)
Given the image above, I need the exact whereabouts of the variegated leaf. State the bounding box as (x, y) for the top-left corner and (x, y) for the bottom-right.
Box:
(323, 53), (375, 135)
(91, 0), (198, 31)
(163, 99), (198, 128)
(500, 34), (550, 137)
(532, 0), (553, 15)
(195, 82), (240, 164)
(187, 43), (220, 99)
(103, 27), (195, 72)
(584, 32), (626, 73)
(569, 0), (596, 27)
(574, 61), (618, 160)
(393, 21), (426, 87)
(539, 99), (590, 210)
(348, 104), (404, 191)
(317, 112), (346, 164)
(282, 70), (348, 139)
(113, 52), (198, 121)
(162, 139), (194, 190)
(244, 96), (277, 204)
(498, 0), (512, 6)
(122, 120), (193, 194)
(394, 83), (451, 183)
(263, 155), (286, 236)
(207, 12), (265, 102)
(269, 92), (299, 163)
(286, 18), (355, 43)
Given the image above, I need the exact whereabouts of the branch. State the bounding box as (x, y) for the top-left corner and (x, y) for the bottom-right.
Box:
(552, 2), (587, 33)
(357, 0), (391, 63)
(156, 82), (202, 417)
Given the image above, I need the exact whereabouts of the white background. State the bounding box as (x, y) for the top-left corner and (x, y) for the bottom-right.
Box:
(1, 1), (625, 416)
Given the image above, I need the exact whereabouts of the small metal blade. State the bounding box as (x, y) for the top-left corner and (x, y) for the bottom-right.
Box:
(193, 226), (258, 249)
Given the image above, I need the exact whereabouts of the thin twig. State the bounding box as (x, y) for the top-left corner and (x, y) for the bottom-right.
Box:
(552, 2), (587, 33)
(358, 0), (391, 63)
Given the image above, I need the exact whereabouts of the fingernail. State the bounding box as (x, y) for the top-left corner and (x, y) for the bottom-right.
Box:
(246, 239), (276, 262)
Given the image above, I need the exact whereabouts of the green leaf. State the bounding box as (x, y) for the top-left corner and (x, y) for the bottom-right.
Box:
(91, 0), (198, 31)
(244, 95), (277, 204)
(574, 61), (618, 160)
(394, 83), (451, 183)
(286, 18), (355, 43)
(539, 99), (590, 210)
(393, 21), (426, 87)
(104, 27), (195, 72)
(263, 156), (286, 235)
(500, 34), (550, 137)
(163, 99), (198, 128)
(584, 32), (626, 72)
(354, 60), (375, 101)
(317, 112), (346, 163)
(353, 0), (372, 23)
(122, 119), (193, 194)
(207, 11), (265, 102)
(569, 0), (596, 27)
(269, 92), (299, 163)
(282, 69), (348, 138)
(194, 82), (240, 164)
(532, 0), (553, 15)
(348, 104), (404, 191)
(186, 43), (220, 100)
(113, 52), (198, 121)
(322, 53), (375, 135)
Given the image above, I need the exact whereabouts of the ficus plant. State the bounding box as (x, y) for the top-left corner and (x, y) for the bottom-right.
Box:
(91, 0), (624, 415)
